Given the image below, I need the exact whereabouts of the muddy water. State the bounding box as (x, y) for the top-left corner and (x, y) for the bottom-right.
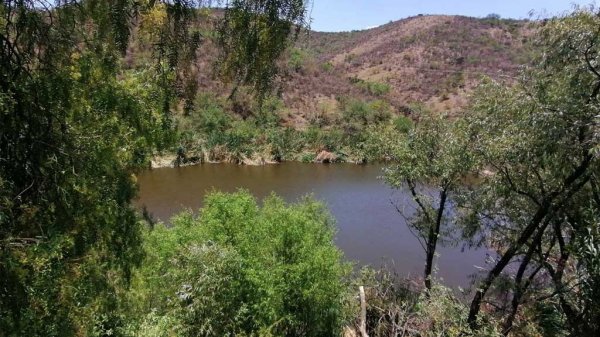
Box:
(136, 162), (485, 288)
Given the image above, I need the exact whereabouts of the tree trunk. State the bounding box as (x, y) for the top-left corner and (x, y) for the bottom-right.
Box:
(502, 220), (551, 335)
(424, 187), (448, 292)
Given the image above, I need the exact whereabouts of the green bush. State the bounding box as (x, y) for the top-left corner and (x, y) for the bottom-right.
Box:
(350, 77), (391, 96)
(393, 116), (413, 133)
(321, 62), (334, 73)
(224, 120), (258, 156)
(302, 126), (344, 152)
(288, 48), (308, 72)
(342, 99), (392, 129)
(134, 191), (350, 337)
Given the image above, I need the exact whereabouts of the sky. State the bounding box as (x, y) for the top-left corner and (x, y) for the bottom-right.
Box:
(309, 0), (594, 32)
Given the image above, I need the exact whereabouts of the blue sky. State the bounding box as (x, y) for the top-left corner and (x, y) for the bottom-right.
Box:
(309, 0), (594, 32)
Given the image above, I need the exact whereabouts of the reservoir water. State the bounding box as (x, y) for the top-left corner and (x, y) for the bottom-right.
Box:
(136, 162), (486, 288)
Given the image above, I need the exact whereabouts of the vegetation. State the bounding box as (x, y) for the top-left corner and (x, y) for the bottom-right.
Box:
(2, 0), (599, 337)
(132, 191), (349, 336)
(350, 77), (392, 96)
(375, 6), (600, 336)
(0, 0), (308, 336)
(372, 107), (474, 292)
(461, 8), (600, 334)
(175, 93), (397, 164)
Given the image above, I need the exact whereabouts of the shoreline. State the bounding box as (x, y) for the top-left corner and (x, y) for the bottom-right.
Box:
(150, 150), (363, 169)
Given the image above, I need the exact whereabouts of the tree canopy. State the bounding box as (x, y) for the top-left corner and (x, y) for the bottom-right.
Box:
(0, 1), (309, 335)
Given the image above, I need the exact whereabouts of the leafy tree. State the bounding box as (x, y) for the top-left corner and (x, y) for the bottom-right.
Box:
(219, 0), (310, 101)
(462, 7), (600, 335)
(0, 1), (309, 336)
(133, 191), (350, 337)
(379, 108), (474, 292)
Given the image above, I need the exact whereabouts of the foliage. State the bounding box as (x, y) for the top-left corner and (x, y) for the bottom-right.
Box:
(0, 3), (167, 335)
(0, 1), (309, 336)
(288, 48), (309, 72)
(219, 0), (310, 100)
(376, 108), (474, 291)
(350, 77), (391, 96)
(345, 268), (500, 337)
(460, 6), (600, 334)
(132, 191), (350, 337)
(340, 98), (393, 144)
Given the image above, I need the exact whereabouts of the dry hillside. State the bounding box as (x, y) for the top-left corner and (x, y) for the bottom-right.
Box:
(127, 13), (535, 128)
(278, 15), (535, 126)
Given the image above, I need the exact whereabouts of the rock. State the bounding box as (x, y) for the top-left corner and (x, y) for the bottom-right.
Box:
(315, 150), (337, 163)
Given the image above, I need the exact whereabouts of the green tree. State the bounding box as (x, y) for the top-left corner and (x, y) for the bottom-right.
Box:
(463, 7), (600, 335)
(377, 108), (474, 292)
(134, 191), (350, 337)
(0, 1), (309, 336)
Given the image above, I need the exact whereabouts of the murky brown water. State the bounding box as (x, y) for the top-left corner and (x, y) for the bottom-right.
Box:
(136, 162), (486, 288)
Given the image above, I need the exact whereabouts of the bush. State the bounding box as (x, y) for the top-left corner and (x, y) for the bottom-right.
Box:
(288, 48), (308, 72)
(393, 116), (413, 133)
(134, 191), (350, 337)
(342, 99), (392, 129)
(350, 77), (391, 96)
(346, 268), (501, 337)
(223, 120), (258, 157)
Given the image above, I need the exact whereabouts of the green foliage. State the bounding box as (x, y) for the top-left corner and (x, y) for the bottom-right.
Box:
(321, 62), (335, 73)
(0, 1), (309, 335)
(460, 6), (600, 333)
(393, 116), (413, 133)
(133, 191), (350, 337)
(0, 3), (170, 335)
(350, 77), (391, 96)
(288, 48), (309, 72)
(219, 0), (310, 100)
(341, 99), (393, 136)
(374, 108), (474, 290)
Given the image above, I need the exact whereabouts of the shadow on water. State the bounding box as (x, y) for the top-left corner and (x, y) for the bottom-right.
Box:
(135, 162), (487, 288)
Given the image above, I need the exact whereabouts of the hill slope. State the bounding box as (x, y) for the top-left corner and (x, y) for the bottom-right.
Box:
(277, 15), (534, 126)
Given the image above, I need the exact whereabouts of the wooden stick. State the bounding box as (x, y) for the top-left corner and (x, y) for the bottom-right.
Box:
(359, 286), (369, 337)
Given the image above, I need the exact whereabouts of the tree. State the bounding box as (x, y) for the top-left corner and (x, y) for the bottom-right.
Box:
(376, 108), (474, 292)
(463, 7), (600, 335)
(0, 1), (309, 336)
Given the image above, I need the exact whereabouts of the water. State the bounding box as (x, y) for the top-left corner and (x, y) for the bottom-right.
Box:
(135, 162), (485, 288)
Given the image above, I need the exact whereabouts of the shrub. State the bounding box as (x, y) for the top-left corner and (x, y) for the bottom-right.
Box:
(393, 116), (413, 133)
(321, 62), (334, 73)
(346, 268), (501, 337)
(288, 48), (308, 72)
(224, 120), (258, 157)
(342, 99), (392, 127)
(135, 191), (350, 337)
(350, 77), (391, 96)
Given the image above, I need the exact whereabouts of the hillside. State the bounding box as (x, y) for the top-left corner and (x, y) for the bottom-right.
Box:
(126, 13), (534, 128)
(279, 15), (534, 126)
(125, 13), (536, 164)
